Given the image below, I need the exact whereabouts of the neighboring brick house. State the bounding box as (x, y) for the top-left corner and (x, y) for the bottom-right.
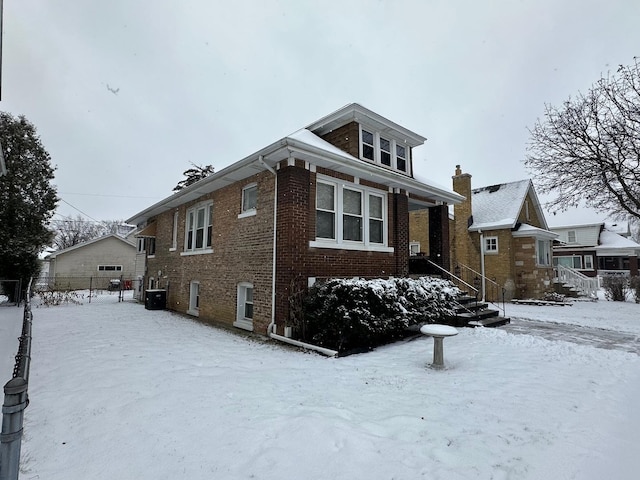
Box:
(551, 223), (640, 278)
(449, 166), (557, 301)
(126, 104), (464, 336)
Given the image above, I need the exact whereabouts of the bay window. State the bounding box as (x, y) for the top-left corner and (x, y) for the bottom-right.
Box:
(312, 176), (390, 251)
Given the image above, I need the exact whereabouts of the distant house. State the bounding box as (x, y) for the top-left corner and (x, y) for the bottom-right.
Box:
(126, 103), (464, 336)
(447, 166), (557, 301)
(45, 234), (137, 289)
(550, 223), (640, 278)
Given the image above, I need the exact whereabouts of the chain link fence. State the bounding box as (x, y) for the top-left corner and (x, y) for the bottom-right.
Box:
(33, 276), (142, 306)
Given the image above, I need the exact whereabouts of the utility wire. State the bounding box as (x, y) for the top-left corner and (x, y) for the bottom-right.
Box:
(58, 198), (102, 224)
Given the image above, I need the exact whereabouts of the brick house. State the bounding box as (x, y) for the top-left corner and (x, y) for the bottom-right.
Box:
(448, 166), (557, 301)
(126, 104), (463, 336)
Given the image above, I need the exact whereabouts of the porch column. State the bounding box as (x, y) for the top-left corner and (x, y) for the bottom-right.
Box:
(428, 204), (450, 270)
(630, 256), (639, 277)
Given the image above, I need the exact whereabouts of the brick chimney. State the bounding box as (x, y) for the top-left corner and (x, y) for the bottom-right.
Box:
(452, 165), (474, 269)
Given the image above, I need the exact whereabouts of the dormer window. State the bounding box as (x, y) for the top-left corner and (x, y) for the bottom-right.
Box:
(359, 126), (410, 175)
(396, 144), (407, 172)
(362, 130), (375, 161)
(380, 137), (391, 166)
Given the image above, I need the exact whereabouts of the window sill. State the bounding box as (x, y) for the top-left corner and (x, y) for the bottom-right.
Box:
(238, 210), (256, 219)
(180, 249), (214, 256)
(233, 319), (253, 332)
(169, 247), (177, 252)
(309, 240), (394, 253)
(187, 309), (199, 317)
(147, 255), (156, 259)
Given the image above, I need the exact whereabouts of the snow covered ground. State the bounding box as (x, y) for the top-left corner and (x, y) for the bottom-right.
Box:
(1, 292), (639, 479)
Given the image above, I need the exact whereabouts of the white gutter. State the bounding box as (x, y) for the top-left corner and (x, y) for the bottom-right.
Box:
(268, 332), (338, 357)
(259, 155), (278, 337)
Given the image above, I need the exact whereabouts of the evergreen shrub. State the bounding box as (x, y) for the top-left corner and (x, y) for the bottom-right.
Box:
(302, 277), (460, 353)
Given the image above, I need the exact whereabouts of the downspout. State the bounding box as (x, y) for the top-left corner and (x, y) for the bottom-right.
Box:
(479, 230), (486, 302)
(259, 154), (338, 357)
(258, 155), (278, 337)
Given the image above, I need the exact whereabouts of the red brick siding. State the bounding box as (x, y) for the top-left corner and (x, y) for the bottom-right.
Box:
(146, 171), (275, 333)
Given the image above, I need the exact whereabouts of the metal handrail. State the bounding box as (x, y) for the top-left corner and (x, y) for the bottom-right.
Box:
(425, 259), (478, 296)
(453, 262), (507, 316)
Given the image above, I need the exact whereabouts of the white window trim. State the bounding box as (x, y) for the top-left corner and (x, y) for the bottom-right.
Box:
(554, 255), (584, 269)
(170, 211), (178, 251)
(567, 230), (577, 243)
(409, 242), (421, 256)
(187, 281), (200, 317)
(311, 175), (393, 253)
(234, 282), (254, 331)
(97, 265), (123, 272)
(484, 236), (499, 254)
(137, 238), (145, 253)
(358, 125), (411, 175)
(536, 239), (552, 266)
(184, 201), (213, 254)
(584, 254), (594, 270)
(238, 183), (257, 218)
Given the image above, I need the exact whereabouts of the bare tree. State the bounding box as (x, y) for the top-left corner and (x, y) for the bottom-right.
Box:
(173, 163), (215, 192)
(52, 215), (103, 250)
(525, 58), (640, 222)
(51, 216), (131, 250)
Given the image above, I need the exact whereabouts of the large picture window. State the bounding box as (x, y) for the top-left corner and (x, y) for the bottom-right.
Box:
(313, 177), (390, 251)
(184, 202), (213, 254)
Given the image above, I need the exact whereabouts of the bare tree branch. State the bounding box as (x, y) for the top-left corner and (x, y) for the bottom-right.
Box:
(525, 58), (640, 222)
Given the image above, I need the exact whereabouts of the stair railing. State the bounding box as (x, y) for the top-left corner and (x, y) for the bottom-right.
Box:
(424, 260), (482, 317)
(453, 263), (507, 317)
(555, 265), (598, 299)
(425, 259), (479, 297)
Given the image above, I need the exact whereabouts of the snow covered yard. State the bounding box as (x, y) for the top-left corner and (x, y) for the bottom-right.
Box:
(11, 298), (640, 479)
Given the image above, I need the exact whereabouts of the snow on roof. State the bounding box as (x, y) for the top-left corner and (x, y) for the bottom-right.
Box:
(597, 230), (640, 250)
(287, 129), (357, 162)
(512, 223), (558, 239)
(469, 179), (531, 230)
(604, 221), (630, 236)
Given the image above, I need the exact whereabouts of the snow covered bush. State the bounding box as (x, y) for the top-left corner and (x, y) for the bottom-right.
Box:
(302, 277), (460, 353)
(601, 276), (629, 302)
(629, 276), (640, 303)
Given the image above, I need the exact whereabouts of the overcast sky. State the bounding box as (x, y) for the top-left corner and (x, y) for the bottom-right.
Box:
(2, 0), (639, 227)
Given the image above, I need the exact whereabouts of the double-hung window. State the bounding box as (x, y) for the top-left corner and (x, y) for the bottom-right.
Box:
(239, 184), (257, 218)
(536, 239), (551, 266)
(359, 127), (410, 175)
(312, 176), (390, 251)
(343, 188), (363, 241)
(184, 202), (213, 254)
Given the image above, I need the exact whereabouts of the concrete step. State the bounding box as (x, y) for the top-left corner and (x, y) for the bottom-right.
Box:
(468, 316), (511, 328)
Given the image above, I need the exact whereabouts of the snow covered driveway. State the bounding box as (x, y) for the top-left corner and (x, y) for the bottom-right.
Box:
(504, 317), (640, 355)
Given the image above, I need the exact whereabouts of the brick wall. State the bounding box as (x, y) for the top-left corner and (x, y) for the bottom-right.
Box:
(273, 163), (408, 333)
(320, 121), (360, 157)
(146, 170), (276, 333)
(513, 237), (554, 299)
(409, 210), (429, 254)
